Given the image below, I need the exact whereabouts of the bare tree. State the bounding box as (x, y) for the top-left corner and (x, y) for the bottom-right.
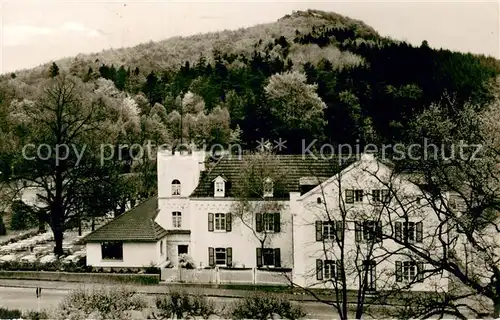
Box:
(231, 147), (288, 268)
(288, 156), (444, 319)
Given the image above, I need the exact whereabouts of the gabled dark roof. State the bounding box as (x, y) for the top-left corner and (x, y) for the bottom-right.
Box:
(83, 196), (168, 242)
(191, 154), (356, 198)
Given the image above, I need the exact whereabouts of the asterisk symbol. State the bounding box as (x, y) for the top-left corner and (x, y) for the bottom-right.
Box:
(256, 138), (272, 152)
(274, 138), (287, 151)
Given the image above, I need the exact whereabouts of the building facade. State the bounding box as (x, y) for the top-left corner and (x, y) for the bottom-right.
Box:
(84, 149), (451, 292)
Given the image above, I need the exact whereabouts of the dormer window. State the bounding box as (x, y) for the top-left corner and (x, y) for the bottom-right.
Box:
(263, 177), (273, 198)
(172, 179), (181, 196)
(213, 176), (227, 197)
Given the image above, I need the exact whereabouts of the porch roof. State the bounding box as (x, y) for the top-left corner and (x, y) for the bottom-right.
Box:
(83, 196), (168, 243)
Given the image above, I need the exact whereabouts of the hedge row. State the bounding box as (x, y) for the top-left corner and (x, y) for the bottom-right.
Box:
(0, 270), (160, 285)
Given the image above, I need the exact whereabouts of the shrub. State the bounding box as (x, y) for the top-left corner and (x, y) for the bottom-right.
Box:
(0, 307), (22, 319)
(23, 310), (49, 320)
(55, 285), (148, 320)
(144, 262), (161, 275)
(178, 254), (195, 269)
(231, 292), (307, 320)
(150, 290), (220, 319)
(10, 200), (38, 230)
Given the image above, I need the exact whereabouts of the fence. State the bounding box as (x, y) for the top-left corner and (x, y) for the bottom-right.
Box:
(161, 267), (292, 286)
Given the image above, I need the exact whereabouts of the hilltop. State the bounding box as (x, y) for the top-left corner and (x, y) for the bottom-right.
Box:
(0, 8), (499, 164)
(7, 10), (380, 79)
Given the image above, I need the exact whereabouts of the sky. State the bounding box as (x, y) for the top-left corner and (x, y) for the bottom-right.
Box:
(0, 0), (498, 74)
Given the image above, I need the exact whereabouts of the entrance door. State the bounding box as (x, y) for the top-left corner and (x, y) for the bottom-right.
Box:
(178, 245), (188, 255)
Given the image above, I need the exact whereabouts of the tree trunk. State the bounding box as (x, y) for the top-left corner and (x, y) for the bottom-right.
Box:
(52, 224), (64, 256)
(91, 217), (95, 231)
(78, 219), (82, 236)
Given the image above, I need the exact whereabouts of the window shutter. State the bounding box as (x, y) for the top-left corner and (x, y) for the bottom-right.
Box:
(345, 190), (354, 203)
(376, 221), (383, 242)
(336, 220), (344, 241)
(355, 221), (362, 242)
(416, 222), (423, 243)
(274, 212), (281, 232)
(315, 221), (323, 241)
(226, 247), (232, 267)
(417, 262), (424, 282)
(316, 259), (323, 280)
(208, 213), (214, 232)
(208, 247), (214, 267)
(226, 213), (232, 232)
(256, 213), (263, 232)
(395, 222), (402, 242)
(395, 261), (402, 282)
(274, 248), (281, 267)
(256, 248), (263, 267)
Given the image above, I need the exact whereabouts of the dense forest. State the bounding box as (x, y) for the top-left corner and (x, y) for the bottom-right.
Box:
(1, 9), (499, 178)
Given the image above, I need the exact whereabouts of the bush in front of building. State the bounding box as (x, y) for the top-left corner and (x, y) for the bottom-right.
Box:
(150, 290), (221, 319)
(0, 307), (22, 319)
(55, 286), (148, 320)
(231, 292), (307, 320)
(178, 254), (195, 269)
(23, 310), (50, 320)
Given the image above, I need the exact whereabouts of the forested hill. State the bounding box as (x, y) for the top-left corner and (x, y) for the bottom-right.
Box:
(1, 9), (499, 160)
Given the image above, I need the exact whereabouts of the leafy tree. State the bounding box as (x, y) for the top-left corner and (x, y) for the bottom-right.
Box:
(9, 200), (38, 230)
(49, 62), (60, 78)
(264, 71), (327, 152)
(5, 74), (124, 256)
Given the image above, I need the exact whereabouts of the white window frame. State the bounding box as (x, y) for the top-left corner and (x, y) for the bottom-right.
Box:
(262, 213), (275, 232)
(172, 180), (181, 196)
(363, 221), (377, 241)
(172, 212), (182, 228)
(262, 248), (275, 266)
(403, 261), (417, 282)
(403, 222), (416, 243)
(263, 178), (274, 198)
(354, 190), (364, 202)
(215, 248), (226, 265)
(214, 213), (226, 231)
(324, 260), (336, 279)
(216, 182), (224, 192)
(323, 222), (335, 240)
(213, 176), (226, 197)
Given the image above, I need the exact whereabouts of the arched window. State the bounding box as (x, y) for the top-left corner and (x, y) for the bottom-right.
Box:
(263, 177), (274, 197)
(172, 179), (181, 196)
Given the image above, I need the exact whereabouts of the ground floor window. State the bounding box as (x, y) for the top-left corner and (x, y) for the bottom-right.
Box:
(208, 247), (232, 267)
(101, 241), (123, 260)
(256, 248), (281, 267)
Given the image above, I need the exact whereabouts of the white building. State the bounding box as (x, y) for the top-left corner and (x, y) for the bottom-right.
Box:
(84, 149), (452, 292)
